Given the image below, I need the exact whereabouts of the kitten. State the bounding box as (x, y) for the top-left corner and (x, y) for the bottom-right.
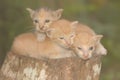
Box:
(27, 8), (63, 41)
(72, 23), (107, 60)
(11, 20), (77, 59)
(46, 19), (78, 49)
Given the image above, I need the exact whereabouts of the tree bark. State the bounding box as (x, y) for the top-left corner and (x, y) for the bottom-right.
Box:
(0, 51), (102, 80)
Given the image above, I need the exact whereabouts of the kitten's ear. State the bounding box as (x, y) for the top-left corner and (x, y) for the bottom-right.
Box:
(46, 28), (55, 38)
(71, 21), (78, 29)
(93, 35), (103, 43)
(26, 8), (35, 18)
(52, 9), (64, 20)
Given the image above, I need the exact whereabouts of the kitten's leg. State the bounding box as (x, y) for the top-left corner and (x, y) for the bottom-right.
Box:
(36, 33), (46, 41)
(95, 43), (107, 55)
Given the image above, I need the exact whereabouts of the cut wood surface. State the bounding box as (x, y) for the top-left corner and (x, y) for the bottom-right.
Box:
(0, 51), (102, 80)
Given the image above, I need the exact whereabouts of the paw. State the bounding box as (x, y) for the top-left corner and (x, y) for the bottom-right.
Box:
(96, 47), (107, 55)
(100, 48), (107, 55)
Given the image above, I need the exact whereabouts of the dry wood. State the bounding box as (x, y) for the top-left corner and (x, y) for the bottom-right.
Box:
(0, 51), (102, 80)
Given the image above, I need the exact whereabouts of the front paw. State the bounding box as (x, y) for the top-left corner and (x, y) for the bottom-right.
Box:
(101, 48), (107, 55)
(97, 47), (107, 55)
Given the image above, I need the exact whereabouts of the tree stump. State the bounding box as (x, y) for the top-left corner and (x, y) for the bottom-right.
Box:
(0, 51), (103, 80)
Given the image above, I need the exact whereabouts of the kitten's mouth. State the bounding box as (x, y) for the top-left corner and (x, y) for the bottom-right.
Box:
(82, 56), (91, 60)
(39, 26), (47, 32)
(39, 28), (47, 32)
(77, 53), (90, 60)
(60, 44), (71, 49)
(83, 57), (89, 60)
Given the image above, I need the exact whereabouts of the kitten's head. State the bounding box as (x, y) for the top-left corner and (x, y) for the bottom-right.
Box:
(46, 19), (78, 48)
(73, 32), (103, 60)
(27, 8), (63, 32)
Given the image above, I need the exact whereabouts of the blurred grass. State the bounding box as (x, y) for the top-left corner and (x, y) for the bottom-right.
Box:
(0, 0), (120, 80)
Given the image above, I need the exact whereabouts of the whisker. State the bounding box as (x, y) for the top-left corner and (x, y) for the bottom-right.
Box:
(23, 26), (36, 33)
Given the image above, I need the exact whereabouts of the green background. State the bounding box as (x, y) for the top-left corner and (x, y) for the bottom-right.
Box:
(0, 0), (120, 80)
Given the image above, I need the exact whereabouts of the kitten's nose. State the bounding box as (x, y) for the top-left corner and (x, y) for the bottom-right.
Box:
(83, 54), (88, 59)
(66, 41), (71, 46)
(40, 26), (44, 30)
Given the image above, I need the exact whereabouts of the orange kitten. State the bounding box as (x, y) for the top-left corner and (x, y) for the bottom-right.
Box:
(11, 20), (77, 59)
(46, 19), (78, 49)
(72, 23), (107, 60)
(27, 8), (63, 41)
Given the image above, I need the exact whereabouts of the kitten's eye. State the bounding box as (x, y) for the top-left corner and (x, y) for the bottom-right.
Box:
(59, 37), (64, 39)
(34, 20), (39, 23)
(77, 47), (82, 50)
(45, 19), (50, 23)
(89, 46), (93, 50)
